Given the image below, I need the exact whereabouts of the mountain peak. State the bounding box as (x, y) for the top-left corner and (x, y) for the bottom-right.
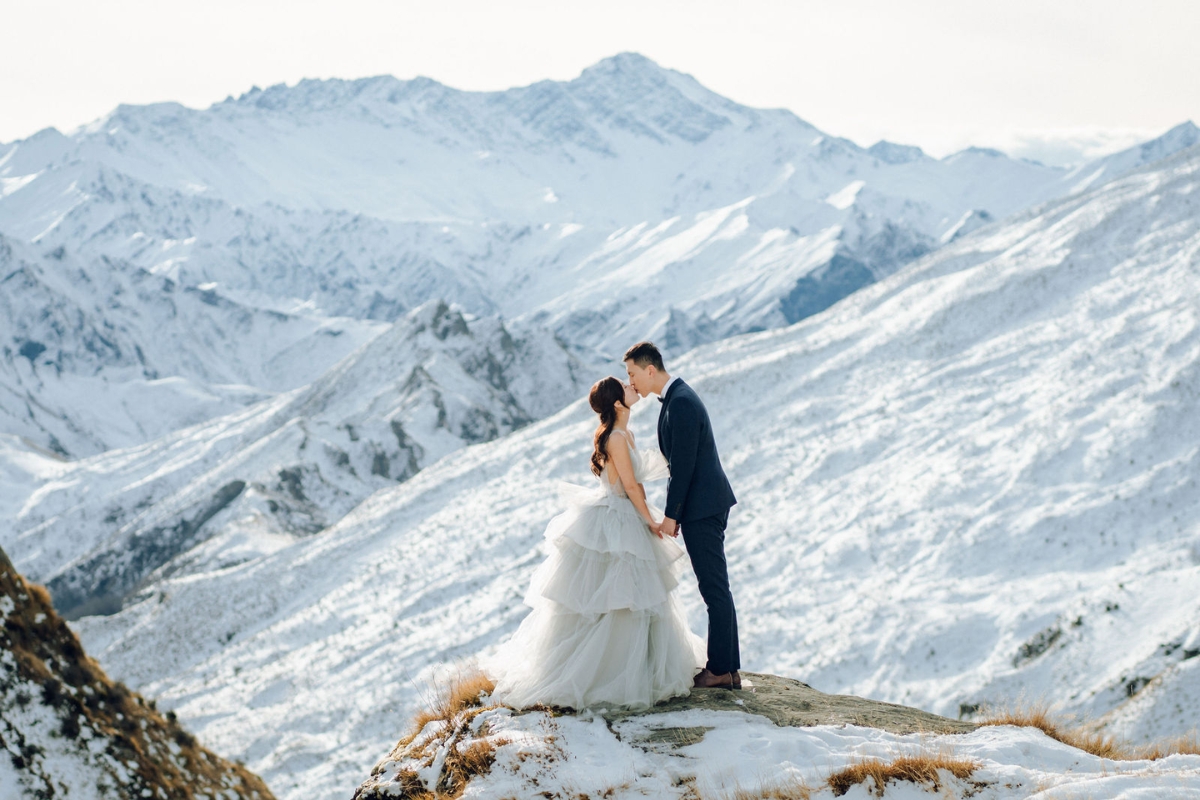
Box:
(1141, 120), (1200, 158)
(580, 51), (667, 77)
(868, 140), (928, 164)
(567, 52), (738, 144)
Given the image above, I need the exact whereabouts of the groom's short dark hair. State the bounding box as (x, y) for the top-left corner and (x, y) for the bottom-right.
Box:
(624, 341), (665, 372)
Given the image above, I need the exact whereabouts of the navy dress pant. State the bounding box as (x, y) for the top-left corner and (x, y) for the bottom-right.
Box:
(680, 508), (740, 675)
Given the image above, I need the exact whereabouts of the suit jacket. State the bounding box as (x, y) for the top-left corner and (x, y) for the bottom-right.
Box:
(657, 378), (737, 522)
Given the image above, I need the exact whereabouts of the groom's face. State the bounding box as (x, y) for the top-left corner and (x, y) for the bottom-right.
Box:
(625, 359), (655, 397)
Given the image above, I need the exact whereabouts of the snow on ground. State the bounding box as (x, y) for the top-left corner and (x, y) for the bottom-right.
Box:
(369, 707), (1200, 799)
(33, 142), (1199, 799)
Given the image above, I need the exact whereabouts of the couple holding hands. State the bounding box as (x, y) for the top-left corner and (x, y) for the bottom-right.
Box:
(487, 341), (741, 709)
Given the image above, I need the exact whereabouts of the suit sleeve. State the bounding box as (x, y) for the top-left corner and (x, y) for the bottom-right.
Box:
(664, 397), (701, 520)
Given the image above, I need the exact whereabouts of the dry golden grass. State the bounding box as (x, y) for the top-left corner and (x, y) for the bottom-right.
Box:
(361, 669), (510, 799)
(442, 736), (511, 796)
(726, 778), (812, 799)
(825, 753), (979, 797)
(979, 703), (1126, 760)
(1134, 733), (1200, 761)
(400, 670), (496, 747)
(391, 769), (434, 800)
(981, 702), (1200, 762)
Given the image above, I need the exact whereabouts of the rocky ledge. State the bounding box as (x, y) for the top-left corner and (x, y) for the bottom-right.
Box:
(358, 672), (1190, 800)
(605, 671), (976, 737)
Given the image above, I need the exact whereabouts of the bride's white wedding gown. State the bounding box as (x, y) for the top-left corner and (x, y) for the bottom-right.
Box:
(486, 429), (704, 710)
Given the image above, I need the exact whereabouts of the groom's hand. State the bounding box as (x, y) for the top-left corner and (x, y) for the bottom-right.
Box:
(661, 517), (679, 538)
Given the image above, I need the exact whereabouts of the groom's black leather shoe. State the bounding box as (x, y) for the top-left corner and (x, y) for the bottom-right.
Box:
(693, 669), (741, 690)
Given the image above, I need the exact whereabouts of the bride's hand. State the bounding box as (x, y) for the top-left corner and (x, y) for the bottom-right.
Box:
(648, 520), (663, 539)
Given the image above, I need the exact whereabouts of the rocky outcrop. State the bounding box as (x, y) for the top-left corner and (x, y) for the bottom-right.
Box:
(0, 546), (275, 799)
(607, 671), (976, 735)
(354, 672), (976, 799)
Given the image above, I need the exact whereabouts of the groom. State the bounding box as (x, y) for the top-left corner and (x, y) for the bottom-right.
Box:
(624, 341), (741, 690)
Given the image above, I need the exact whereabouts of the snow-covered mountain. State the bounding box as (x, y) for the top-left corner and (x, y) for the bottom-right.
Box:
(6, 299), (593, 620)
(0, 230), (382, 457)
(11, 133), (1193, 800)
(0, 54), (1075, 227)
(6, 54), (1194, 461)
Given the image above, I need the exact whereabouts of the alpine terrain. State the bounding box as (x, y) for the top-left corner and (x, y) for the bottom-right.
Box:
(1, 53), (1198, 800)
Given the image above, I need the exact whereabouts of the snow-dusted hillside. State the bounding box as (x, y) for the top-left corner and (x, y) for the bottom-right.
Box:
(6, 55), (1194, 460)
(6, 299), (592, 620)
(18, 135), (1194, 799)
(0, 546), (275, 800)
(0, 229), (383, 457)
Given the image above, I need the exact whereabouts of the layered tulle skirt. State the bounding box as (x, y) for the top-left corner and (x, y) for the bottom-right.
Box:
(486, 480), (705, 711)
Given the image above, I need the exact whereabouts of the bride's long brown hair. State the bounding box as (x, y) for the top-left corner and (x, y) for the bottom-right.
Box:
(589, 377), (627, 476)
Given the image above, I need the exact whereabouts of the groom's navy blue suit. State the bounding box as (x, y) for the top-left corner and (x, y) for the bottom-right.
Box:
(657, 378), (740, 675)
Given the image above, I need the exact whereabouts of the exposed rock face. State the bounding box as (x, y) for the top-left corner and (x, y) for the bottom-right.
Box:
(0, 546), (276, 799)
(606, 672), (976, 735)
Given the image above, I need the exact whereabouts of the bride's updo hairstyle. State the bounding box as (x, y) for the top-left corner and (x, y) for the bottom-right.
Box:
(589, 376), (626, 476)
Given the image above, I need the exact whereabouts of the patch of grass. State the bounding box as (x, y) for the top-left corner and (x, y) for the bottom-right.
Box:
(357, 669), (512, 799)
(982, 704), (1200, 762)
(1135, 733), (1200, 761)
(401, 670), (496, 747)
(391, 769), (434, 799)
(826, 753), (979, 797)
(691, 775), (812, 800)
(442, 736), (511, 796)
(979, 702), (1125, 759)
(729, 779), (812, 799)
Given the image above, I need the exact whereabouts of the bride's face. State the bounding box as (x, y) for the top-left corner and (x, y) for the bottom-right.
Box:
(622, 381), (640, 409)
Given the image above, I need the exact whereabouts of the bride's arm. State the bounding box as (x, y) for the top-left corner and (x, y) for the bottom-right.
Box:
(606, 439), (662, 537)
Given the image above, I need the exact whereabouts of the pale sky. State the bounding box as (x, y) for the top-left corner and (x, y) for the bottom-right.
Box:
(4, 0), (1198, 165)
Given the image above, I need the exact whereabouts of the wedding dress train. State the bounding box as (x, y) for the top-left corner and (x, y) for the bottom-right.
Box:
(486, 429), (704, 711)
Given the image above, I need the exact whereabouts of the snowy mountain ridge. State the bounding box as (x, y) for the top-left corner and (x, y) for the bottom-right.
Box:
(1, 55), (1195, 462)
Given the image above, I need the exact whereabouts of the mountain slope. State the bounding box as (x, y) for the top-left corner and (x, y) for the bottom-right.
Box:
(0, 546), (275, 799)
(6, 299), (595, 619)
(0, 228), (383, 457)
(37, 141), (1200, 799)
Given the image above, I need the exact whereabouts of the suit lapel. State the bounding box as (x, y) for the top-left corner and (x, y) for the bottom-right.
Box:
(657, 378), (682, 457)
(656, 393), (666, 456)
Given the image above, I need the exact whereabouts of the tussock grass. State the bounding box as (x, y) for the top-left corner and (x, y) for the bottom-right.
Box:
(360, 668), (507, 799)
(978, 702), (1200, 761)
(442, 736), (510, 796)
(726, 778), (812, 799)
(1136, 733), (1200, 760)
(400, 670), (496, 747)
(826, 753), (979, 797)
(390, 769), (434, 800)
(979, 703), (1125, 759)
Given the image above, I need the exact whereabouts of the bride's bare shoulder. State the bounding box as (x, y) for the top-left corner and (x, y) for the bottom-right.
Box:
(609, 428), (636, 446)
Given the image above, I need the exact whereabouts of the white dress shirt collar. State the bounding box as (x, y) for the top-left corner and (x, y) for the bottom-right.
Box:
(658, 375), (679, 399)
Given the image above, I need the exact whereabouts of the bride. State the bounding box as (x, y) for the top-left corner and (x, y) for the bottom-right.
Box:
(485, 376), (704, 710)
